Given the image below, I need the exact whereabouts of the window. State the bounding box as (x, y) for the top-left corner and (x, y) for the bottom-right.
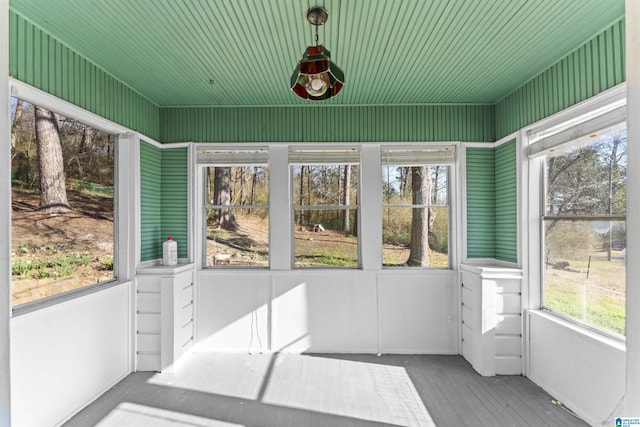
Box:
(381, 146), (453, 268)
(290, 147), (360, 268)
(200, 148), (269, 267)
(11, 98), (116, 307)
(539, 123), (626, 336)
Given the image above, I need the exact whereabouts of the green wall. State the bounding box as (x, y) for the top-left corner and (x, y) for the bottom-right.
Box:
(8, 11), (160, 140)
(160, 147), (189, 259)
(160, 104), (496, 143)
(496, 19), (625, 139)
(495, 140), (517, 263)
(466, 139), (517, 262)
(140, 141), (162, 261)
(140, 142), (189, 262)
(466, 147), (496, 259)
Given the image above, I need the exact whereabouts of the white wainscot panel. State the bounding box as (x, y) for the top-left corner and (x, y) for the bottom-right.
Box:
(528, 310), (625, 425)
(378, 270), (458, 354)
(195, 271), (270, 353)
(11, 284), (131, 427)
(273, 271), (378, 353)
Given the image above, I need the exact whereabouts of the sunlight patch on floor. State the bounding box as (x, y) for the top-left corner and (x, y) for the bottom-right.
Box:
(261, 354), (435, 426)
(95, 402), (244, 427)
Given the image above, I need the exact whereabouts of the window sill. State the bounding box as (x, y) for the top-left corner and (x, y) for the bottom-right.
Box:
(529, 309), (626, 350)
(11, 279), (126, 317)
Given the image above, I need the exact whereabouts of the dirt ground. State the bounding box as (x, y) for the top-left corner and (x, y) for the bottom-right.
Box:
(205, 214), (448, 268)
(11, 186), (114, 306)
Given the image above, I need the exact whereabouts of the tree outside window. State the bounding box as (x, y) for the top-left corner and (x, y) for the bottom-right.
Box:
(201, 149), (269, 267)
(290, 148), (360, 268)
(382, 147), (452, 268)
(11, 98), (115, 307)
(542, 125), (626, 336)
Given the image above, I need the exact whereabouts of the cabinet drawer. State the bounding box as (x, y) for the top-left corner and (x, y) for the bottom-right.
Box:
(495, 314), (521, 334)
(137, 332), (160, 352)
(495, 293), (521, 314)
(495, 335), (522, 356)
(137, 313), (160, 333)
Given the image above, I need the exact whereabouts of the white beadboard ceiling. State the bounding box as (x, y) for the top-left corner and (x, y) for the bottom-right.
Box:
(9, 0), (625, 107)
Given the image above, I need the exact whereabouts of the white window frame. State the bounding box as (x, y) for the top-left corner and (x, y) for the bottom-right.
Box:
(194, 142), (461, 272)
(9, 78), (137, 314)
(381, 145), (455, 269)
(524, 83), (627, 339)
(288, 145), (361, 269)
(196, 146), (270, 269)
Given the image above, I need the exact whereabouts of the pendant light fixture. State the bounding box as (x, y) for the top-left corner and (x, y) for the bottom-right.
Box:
(290, 6), (345, 101)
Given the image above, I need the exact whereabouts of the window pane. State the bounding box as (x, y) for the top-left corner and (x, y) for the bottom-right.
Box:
(546, 128), (626, 216)
(382, 165), (449, 268)
(11, 98), (115, 307)
(543, 126), (626, 335)
(205, 208), (269, 267)
(291, 163), (359, 268)
(293, 209), (358, 268)
(383, 207), (449, 268)
(544, 219), (626, 335)
(292, 165), (358, 206)
(204, 165), (269, 268)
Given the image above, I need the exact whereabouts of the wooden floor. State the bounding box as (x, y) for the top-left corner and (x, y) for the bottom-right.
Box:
(64, 353), (587, 427)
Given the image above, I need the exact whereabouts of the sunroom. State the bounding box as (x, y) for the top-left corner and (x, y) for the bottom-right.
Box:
(1, 0), (639, 426)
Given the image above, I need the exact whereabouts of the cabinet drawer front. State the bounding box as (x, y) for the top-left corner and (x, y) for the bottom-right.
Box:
(137, 313), (161, 333)
(495, 294), (521, 314)
(176, 284), (193, 309)
(137, 333), (160, 352)
(495, 335), (522, 356)
(495, 314), (521, 334)
(494, 278), (521, 293)
(137, 292), (160, 313)
(137, 353), (160, 372)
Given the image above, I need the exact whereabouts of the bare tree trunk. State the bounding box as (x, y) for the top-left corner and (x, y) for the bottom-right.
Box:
(35, 106), (71, 214)
(343, 165), (351, 232)
(400, 167), (409, 197)
(77, 124), (94, 180)
(213, 166), (236, 230)
(407, 166), (431, 266)
(239, 167), (246, 206)
(249, 168), (257, 214)
(11, 99), (23, 151)
(298, 166), (305, 224)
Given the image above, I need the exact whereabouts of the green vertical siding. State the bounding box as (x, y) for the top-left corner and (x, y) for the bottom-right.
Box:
(160, 104), (495, 143)
(140, 141), (162, 261)
(161, 148), (189, 259)
(466, 147), (496, 259)
(496, 19), (625, 139)
(495, 140), (517, 263)
(8, 11), (160, 139)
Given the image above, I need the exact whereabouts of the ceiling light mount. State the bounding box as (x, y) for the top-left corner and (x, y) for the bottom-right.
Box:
(307, 6), (328, 26)
(290, 6), (344, 101)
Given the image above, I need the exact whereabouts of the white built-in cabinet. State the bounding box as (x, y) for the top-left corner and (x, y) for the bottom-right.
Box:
(461, 263), (523, 376)
(135, 263), (195, 372)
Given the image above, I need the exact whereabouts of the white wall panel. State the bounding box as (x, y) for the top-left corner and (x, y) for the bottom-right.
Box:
(10, 284), (130, 427)
(273, 271), (379, 353)
(378, 270), (458, 354)
(195, 272), (271, 353)
(528, 310), (625, 425)
(195, 270), (458, 355)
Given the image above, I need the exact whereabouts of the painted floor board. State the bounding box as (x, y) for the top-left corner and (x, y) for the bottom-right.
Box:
(64, 353), (587, 427)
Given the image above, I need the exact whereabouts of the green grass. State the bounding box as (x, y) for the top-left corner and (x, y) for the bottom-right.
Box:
(295, 248), (358, 267)
(546, 290), (625, 335)
(545, 255), (625, 335)
(12, 252), (96, 280)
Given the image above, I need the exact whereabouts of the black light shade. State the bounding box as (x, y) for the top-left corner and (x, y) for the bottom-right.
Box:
(290, 45), (345, 101)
